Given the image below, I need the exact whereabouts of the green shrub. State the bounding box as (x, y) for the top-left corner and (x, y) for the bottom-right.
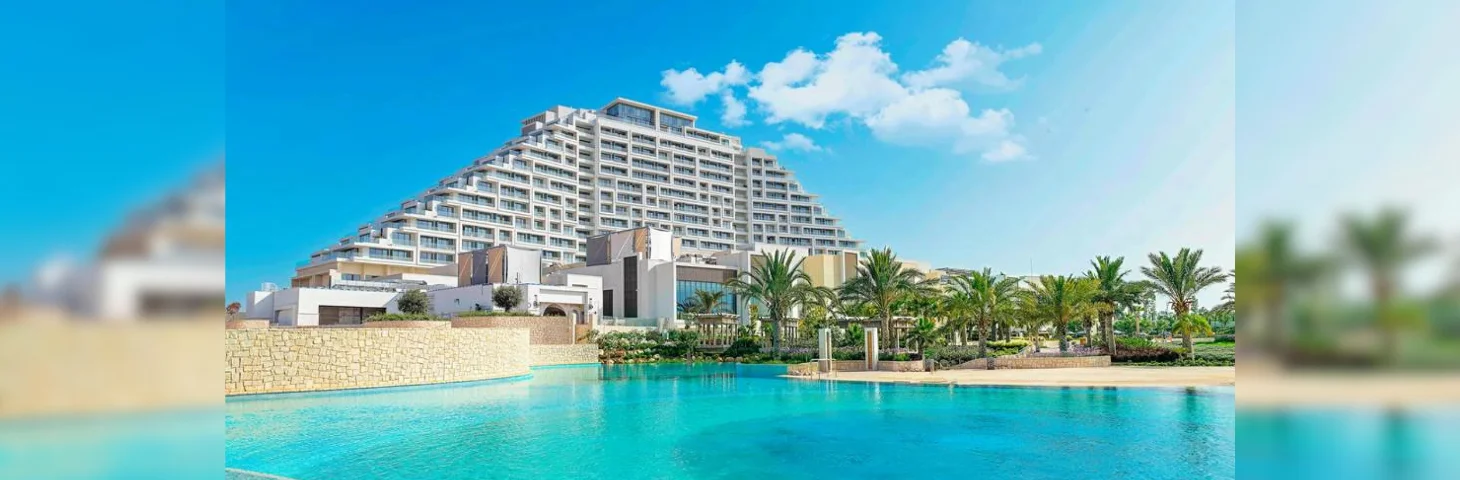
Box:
(928, 345), (1024, 368)
(985, 339), (1030, 349)
(364, 313), (445, 322)
(1110, 345), (1182, 363)
(455, 310), (536, 317)
(1122, 358), (1234, 367)
(396, 290), (431, 315)
(721, 337), (762, 358)
(1213, 334), (1236, 344)
(492, 286), (523, 311)
(1192, 343), (1236, 363)
(1116, 337), (1160, 350)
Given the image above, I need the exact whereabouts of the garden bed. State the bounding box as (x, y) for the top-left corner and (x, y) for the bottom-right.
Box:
(362, 321), (450, 328)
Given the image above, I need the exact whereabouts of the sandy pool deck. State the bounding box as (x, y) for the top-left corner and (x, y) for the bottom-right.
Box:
(793, 366), (1235, 388)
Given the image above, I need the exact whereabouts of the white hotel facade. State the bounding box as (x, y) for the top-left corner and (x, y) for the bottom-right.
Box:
(293, 98), (865, 288)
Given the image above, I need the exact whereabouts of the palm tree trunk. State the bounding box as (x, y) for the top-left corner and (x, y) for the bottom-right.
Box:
(1104, 312), (1116, 354)
(772, 313), (782, 360)
(1058, 319), (1069, 353)
(1182, 331), (1193, 360)
(977, 317), (988, 358)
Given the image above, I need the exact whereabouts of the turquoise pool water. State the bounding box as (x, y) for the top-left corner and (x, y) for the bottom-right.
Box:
(226, 364), (1235, 479)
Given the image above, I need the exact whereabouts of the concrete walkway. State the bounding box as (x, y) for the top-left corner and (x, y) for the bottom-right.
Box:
(798, 366), (1235, 388)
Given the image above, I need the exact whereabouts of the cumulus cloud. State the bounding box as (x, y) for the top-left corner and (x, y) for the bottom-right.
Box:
(901, 39), (1041, 90)
(720, 92), (748, 127)
(763, 133), (824, 153)
(660, 60), (751, 106)
(982, 139), (1030, 162)
(659, 32), (1037, 161)
(747, 32), (908, 128)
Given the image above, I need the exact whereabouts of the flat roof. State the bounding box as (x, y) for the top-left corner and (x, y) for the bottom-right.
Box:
(604, 97), (698, 122)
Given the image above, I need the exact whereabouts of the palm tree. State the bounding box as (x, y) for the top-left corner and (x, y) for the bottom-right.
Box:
(686, 289), (728, 315)
(948, 268), (1021, 358)
(904, 317), (941, 353)
(1013, 293), (1045, 351)
(1141, 248), (1229, 358)
(1086, 256), (1144, 354)
(1134, 286), (1157, 336)
(943, 277), (976, 346)
(1339, 207), (1436, 362)
(1025, 275), (1098, 353)
(725, 250), (827, 359)
(1172, 313), (1214, 358)
(838, 247), (934, 350)
(1216, 269), (1236, 314)
(844, 323), (867, 348)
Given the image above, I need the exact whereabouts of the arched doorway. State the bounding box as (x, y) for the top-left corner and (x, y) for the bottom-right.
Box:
(542, 305), (567, 317)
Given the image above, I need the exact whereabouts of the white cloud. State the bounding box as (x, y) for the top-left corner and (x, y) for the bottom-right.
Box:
(747, 32), (908, 128)
(865, 89), (1025, 158)
(763, 133), (824, 153)
(660, 60), (750, 106)
(659, 32), (1039, 161)
(982, 139), (1030, 162)
(720, 92), (748, 127)
(902, 39), (1040, 90)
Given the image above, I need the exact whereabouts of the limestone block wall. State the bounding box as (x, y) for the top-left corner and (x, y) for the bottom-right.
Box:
(225, 327), (530, 395)
(528, 344), (601, 366)
(451, 316), (573, 345)
(876, 360), (925, 372)
(990, 355), (1110, 370)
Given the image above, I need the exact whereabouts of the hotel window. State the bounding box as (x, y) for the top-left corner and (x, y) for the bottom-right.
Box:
(675, 280), (737, 314)
(606, 103), (654, 127)
(661, 114), (691, 133)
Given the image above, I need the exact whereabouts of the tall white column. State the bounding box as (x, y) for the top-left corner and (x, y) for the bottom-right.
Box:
(817, 327), (832, 373)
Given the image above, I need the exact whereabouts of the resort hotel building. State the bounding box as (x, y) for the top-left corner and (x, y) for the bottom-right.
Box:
(243, 99), (955, 332)
(291, 98), (863, 290)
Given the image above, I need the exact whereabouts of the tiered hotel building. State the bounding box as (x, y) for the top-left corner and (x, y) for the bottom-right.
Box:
(292, 99), (864, 288)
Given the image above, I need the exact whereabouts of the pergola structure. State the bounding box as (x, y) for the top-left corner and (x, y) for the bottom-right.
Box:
(687, 313), (740, 347)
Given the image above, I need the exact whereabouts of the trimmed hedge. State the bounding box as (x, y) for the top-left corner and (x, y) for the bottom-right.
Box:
(454, 310), (538, 317)
(363, 313), (447, 322)
(1121, 359), (1234, 367)
(929, 345), (1025, 368)
(1109, 345), (1182, 363)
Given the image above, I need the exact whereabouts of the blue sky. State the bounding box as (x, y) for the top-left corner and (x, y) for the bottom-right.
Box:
(225, 0), (1235, 304)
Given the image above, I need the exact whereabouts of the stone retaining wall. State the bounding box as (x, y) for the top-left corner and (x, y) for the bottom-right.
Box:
(225, 327), (529, 395)
(877, 360), (925, 372)
(225, 319), (269, 329)
(528, 344), (601, 366)
(451, 316), (573, 345)
(833, 360), (868, 372)
(990, 355), (1110, 369)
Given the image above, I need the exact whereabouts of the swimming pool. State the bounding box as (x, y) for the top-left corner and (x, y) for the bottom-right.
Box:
(226, 363), (1235, 479)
